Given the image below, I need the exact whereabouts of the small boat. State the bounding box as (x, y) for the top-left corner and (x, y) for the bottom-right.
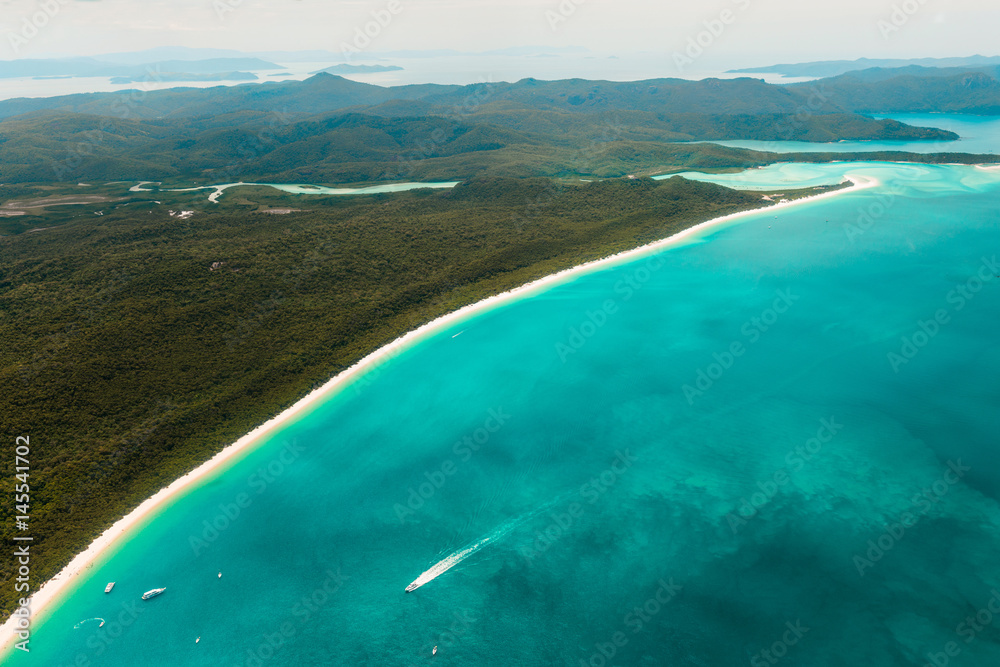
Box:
(432, 645), (438, 656)
(195, 636), (201, 644)
(218, 572), (222, 579)
(99, 620), (105, 628)
(141, 587), (166, 600)
(104, 582), (115, 593)
(405, 582), (419, 593)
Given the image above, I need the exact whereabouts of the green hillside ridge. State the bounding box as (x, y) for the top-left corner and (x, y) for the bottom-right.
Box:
(0, 106), (980, 187)
(729, 55), (1000, 78)
(0, 72), (967, 131)
(790, 67), (1000, 114)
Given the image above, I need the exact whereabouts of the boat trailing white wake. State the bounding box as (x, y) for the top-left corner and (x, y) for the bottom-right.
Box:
(404, 499), (562, 593)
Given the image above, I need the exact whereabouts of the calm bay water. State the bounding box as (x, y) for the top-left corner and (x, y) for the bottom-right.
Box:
(161, 181), (460, 203)
(10, 160), (1000, 666)
(707, 113), (1000, 155)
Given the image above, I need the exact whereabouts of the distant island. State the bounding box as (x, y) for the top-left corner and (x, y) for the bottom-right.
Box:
(730, 55), (1000, 78)
(0, 57), (283, 80)
(310, 64), (403, 75)
(110, 71), (258, 84)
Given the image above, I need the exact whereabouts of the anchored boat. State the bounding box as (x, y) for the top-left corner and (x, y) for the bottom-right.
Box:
(141, 587), (166, 600)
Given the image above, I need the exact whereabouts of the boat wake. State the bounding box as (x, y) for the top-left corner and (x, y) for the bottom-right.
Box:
(404, 499), (563, 593)
(73, 618), (105, 630)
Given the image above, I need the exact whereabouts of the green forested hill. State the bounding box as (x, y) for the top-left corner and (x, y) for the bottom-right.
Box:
(0, 72), (962, 134)
(730, 56), (1000, 78)
(0, 105), (971, 186)
(0, 72), (976, 187)
(790, 67), (1000, 114)
(0, 70), (993, 121)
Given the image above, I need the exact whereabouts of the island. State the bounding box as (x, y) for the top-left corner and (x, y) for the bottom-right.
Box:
(310, 64), (404, 75)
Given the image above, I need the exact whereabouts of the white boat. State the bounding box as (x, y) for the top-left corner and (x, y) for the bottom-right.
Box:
(104, 582), (115, 593)
(141, 587), (166, 600)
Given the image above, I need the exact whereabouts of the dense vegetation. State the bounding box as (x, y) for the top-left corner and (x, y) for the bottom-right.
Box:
(0, 106), (985, 187)
(789, 66), (1000, 114)
(0, 70), (986, 125)
(6, 71), (994, 194)
(0, 72), (960, 132)
(0, 175), (825, 619)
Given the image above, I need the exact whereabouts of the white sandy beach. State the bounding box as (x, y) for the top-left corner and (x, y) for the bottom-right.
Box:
(0, 173), (877, 655)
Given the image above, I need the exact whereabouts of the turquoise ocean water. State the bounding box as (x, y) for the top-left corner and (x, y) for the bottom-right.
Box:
(10, 145), (1000, 665)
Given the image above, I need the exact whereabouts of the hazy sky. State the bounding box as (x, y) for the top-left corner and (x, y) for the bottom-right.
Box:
(0, 0), (995, 69)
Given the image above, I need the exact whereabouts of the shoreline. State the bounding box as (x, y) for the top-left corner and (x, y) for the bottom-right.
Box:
(0, 172), (876, 656)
